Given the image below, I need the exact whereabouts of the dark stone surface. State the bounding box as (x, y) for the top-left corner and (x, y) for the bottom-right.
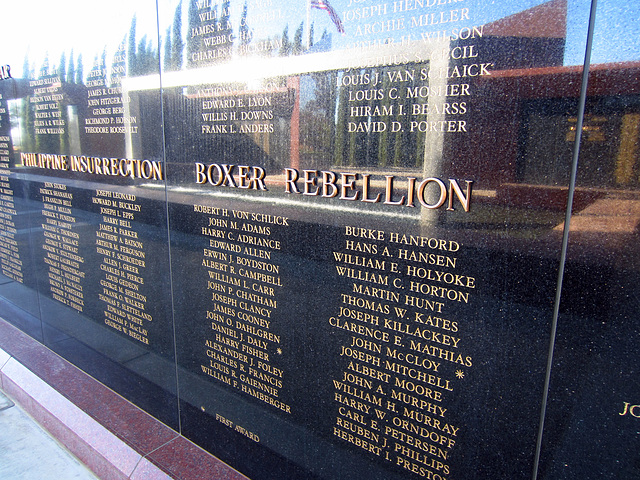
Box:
(1, 0), (640, 479)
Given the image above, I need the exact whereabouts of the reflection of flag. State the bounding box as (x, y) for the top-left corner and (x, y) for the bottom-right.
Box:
(311, 0), (345, 34)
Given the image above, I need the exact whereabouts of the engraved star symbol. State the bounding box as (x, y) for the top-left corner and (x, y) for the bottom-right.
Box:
(455, 370), (465, 379)
(277, 348), (282, 355)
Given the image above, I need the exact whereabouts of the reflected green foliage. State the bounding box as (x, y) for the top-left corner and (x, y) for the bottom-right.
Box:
(164, 26), (173, 71)
(67, 50), (75, 84)
(280, 25), (290, 56)
(170, 1), (184, 71)
(186, 0), (200, 67)
(75, 54), (83, 84)
(238, 1), (251, 47)
(292, 22), (303, 55)
(58, 52), (66, 86)
(127, 15), (137, 75)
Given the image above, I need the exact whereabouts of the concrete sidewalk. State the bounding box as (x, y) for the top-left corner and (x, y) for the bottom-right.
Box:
(0, 389), (99, 480)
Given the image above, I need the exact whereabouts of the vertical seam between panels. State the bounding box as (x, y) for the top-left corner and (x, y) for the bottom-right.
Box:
(155, 0), (183, 435)
(532, 1), (599, 478)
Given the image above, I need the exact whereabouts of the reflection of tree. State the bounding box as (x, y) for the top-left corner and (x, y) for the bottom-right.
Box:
(110, 38), (127, 87)
(22, 55), (31, 83)
(21, 55), (35, 153)
(39, 53), (50, 78)
(186, 0), (200, 67)
(88, 54), (103, 84)
(218, 0), (233, 61)
(128, 16), (137, 74)
(100, 48), (108, 84)
(280, 26), (290, 56)
(186, 0), (233, 66)
(377, 72), (391, 167)
(293, 23), (303, 55)
(331, 65), (425, 169)
(333, 79), (348, 166)
(280, 22), (317, 57)
(126, 14), (159, 76)
(58, 52), (67, 87)
(136, 37), (147, 74)
(136, 35), (159, 75)
(126, 22), (159, 78)
(57, 51), (74, 154)
(170, 1), (184, 71)
(376, 71), (419, 168)
(67, 50), (76, 84)
(238, 1), (251, 48)
(164, 26), (173, 71)
(301, 99), (331, 167)
(300, 71), (337, 168)
(35, 55), (60, 153)
(75, 54), (84, 84)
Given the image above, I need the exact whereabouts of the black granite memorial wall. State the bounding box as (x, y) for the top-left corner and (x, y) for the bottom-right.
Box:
(0, 0), (638, 478)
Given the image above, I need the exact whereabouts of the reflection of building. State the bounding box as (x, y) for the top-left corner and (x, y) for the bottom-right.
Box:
(479, 0), (567, 69)
(161, 83), (296, 183)
(297, 0), (572, 173)
(449, 61), (640, 197)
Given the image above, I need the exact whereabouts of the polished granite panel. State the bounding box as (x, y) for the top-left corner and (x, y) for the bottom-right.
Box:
(0, 0), (179, 430)
(537, 2), (640, 478)
(160, 0), (590, 478)
(0, 82), (41, 326)
(0, 0), (638, 479)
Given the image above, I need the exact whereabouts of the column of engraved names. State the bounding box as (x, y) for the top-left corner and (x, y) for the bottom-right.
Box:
(0, 92), (8, 131)
(93, 190), (150, 344)
(190, 0), (284, 63)
(330, 227), (474, 479)
(30, 70), (65, 136)
(85, 42), (137, 135)
(342, 0), (485, 48)
(339, 0), (491, 136)
(0, 135), (22, 282)
(40, 183), (85, 311)
(190, 0), (233, 66)
(200, 87), (275, 136)
(196, 204), (291, 414)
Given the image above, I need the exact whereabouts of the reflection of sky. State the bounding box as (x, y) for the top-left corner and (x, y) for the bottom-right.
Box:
(4, 0), (162, 77)
(2, 0), (640, 78)
(590, 0), (640, 64)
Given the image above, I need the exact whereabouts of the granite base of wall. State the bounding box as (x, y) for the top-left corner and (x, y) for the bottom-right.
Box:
(0, 314), (248, 480)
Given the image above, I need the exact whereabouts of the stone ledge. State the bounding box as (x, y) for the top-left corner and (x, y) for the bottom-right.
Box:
(0, 316), (248, 480)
